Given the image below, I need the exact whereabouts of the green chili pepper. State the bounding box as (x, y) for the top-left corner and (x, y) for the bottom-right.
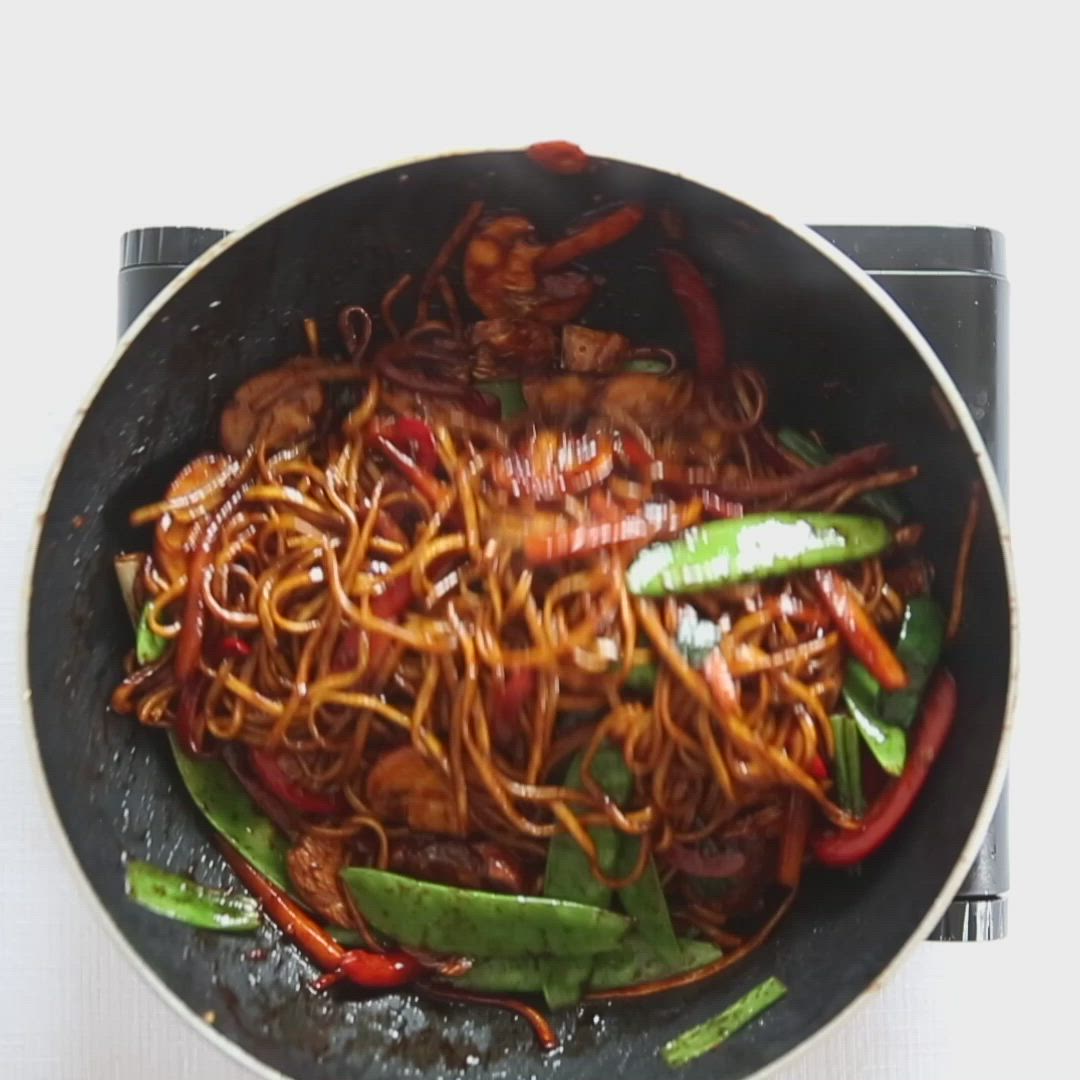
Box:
(842, 661), (907, 777)
(452, 937), (721, 993)
(627, 513), (892, 598)
(613, 839), (681, 963)
(340, 868), (632, 958)
(475, 379), (528, 420)
(169, 735), (292, 891)
(881, 598), (946, 730)
(135, 602), (169, 665)
(541, 746), (635, 1006)
(778, 429), (904, 523)
(125, 859), (261, 932)
(662, 975), (788, 1067)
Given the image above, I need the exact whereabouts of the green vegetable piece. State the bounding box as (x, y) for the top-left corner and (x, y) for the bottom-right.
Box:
(625, 661), (659, 693)
(828, 713), (866, 816)
(452, 937), (722, 993)
(627, 513), (892, 597)
(662, 975), (788, 1067)
(135, 602), (169, 665)
(829, 714), (853, 813)
(340, 868), (632, 958)
(842, 661), (907, 777)
(844, 713), (866, 817)
(476, 379), (527, 420)
(169, 735), (292, 891)
(125, 859), (261, 932)
(541, 746), (635, 1007)
(882, 598), (946, 730)
(778, 429), (904, 523)
(614, 839), (681, 963)
(621, 357), (672, 374)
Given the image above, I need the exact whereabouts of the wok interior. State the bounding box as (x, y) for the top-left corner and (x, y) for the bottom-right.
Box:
(27, 151), (1011, 1080)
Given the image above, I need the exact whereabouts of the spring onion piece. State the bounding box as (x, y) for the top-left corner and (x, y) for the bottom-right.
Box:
(829, 713), (865, 816)
(135, 602), (169, 665)
(842, 661), (907, 777)
(778, 428), (904, 523)
(125, 859), (261, 932)
(627, 513), (892, 597)
(882, 597), (946, 729)
(662, 975), (788, 1067)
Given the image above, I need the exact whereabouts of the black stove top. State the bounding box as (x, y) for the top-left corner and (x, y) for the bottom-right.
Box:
(118, 221), (1010, 942)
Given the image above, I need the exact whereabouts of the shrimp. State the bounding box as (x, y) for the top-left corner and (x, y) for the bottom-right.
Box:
(464, 205), (645, 323)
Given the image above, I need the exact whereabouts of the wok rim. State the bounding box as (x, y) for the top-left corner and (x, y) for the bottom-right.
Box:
(19, 145), (1019, 1080)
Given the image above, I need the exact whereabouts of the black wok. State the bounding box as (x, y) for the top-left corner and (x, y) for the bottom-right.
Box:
(24, 149), (1016, 1079)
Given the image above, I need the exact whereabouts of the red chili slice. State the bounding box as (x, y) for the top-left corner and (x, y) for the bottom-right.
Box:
(526, 140), (590, 175)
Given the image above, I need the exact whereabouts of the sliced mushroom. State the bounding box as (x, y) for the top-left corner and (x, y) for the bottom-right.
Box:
(219, 358), (326, 457)
(286, 833), (353, 928)
(470, 318), (557, 377)
(561, 325), (630, 374)
(595, 372), (694, 432)
(154, 453), (232, 583)
(366, 746), (461, 835)
(521, 374), (596, 427)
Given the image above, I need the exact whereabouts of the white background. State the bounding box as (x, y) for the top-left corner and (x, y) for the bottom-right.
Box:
(1, 2), (1077, 1077)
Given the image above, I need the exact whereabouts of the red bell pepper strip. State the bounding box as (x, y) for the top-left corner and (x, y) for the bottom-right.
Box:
(372, 416), (440, 474)
(813, 669), (957, 867)
(249, 749), (348, 816)
(215, 836), (422, 988)
(490, 667), (536, 746)
(374, 435), (444, 504)
(808, 753), (829, 781)
(813, 568), (909, 691)
(526, 140), (590, 175)
(219, 636), (252, 659)
(334, 575), (413, 674)
(658, 249), (727, 377)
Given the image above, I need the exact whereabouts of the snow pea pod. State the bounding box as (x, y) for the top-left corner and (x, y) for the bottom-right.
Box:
(340, 868), (632, 958)
(125, 859), (261, 932)
(842, 661), (907, 777)
(451, 937), (722, 994)
(613, 838), (680, 963)
(541, 745), (634, 1006)
(627, 513), (892, 597)
(882, 597), (946, 730)
(169, 735), (292, 891)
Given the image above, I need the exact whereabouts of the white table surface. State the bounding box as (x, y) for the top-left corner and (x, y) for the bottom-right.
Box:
(3, 3), (1078, 1077)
